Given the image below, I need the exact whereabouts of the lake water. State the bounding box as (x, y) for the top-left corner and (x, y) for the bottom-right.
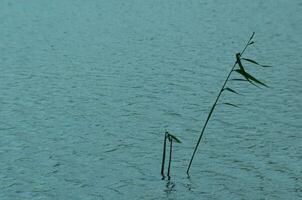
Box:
(0, 0), (301, 199)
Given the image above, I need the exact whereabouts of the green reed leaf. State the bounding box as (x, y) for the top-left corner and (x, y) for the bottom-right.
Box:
(167, 133), (181, 143)
(230, 78), (249, 82)
(236, 53), (245, 71)
(250, 32), (255, 40)
(223, 87), (240, 95)
(234, 69), (250, 81)
(231, 77), (259, 88)
(244, 72), (268, 87)
(223, 103), (239, 108)
(234, 69), (268, 87)
(242, 58), (260, 65)
(242, 58), (272, 68)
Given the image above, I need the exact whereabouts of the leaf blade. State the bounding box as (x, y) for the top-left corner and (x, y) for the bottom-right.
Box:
(234, 69), (268, 87)
(236, 53), (245, 71)
(234, 69), (250, 81)
(244, 71), (268, 87)
(167, 133), (181, 143)
(230, 78), (249, 82)
(223, 103), (239, 108)
(223, 87), (241, 95)
(242, 58), (272, 68)
(242, 58), (260, 65)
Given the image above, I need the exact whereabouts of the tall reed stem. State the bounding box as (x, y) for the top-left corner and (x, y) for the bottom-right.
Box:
(167, 140), (173, 179)
(186, 33), (255, 174)
(161, 132), (167, 179)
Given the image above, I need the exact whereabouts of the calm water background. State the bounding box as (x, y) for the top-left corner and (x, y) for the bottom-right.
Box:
(0, 0), (301, 199)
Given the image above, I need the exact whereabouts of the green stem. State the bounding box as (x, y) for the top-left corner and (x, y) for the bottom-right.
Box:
(167, 139), (173, 180)
(186, 33), (255, 174)
(161, 132), (167, 179)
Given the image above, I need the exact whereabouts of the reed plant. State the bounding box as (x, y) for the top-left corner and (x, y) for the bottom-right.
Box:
(161, 130), (181, 180)
(186, 32), (271, 174)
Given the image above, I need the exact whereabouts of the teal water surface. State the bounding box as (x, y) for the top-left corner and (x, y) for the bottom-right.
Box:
(0, 0), (301, 199)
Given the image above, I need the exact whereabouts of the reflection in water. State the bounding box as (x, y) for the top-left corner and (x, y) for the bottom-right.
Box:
(164, 180), (176, 195)
(185, 175), (193, 192)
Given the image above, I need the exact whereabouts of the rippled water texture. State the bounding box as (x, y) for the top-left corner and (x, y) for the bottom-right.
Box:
(1, 0), (301, 199)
